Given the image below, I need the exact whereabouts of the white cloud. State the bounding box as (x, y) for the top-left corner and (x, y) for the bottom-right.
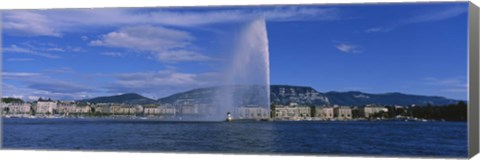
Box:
(424, 77), (467, 94)
(27, 96), (40, 101)
(3, 7), (340, 37)
(156, 50), (211, 62)
(405, 5), (467, 23)
(6, 58), (34, 62)
(335, 43), (362, 53)
(138, 7), (340, 26)
(441, 88), (468, 93)
(100, 52), (126, 57)
(91, 25), (211, 63)
(3, 42), (84, 60)
(3, 72), (42, 79)
(3, 11), (62, 36)
(2, 81), (93, 101)
(261, 7), (339, 21)
(105, 70), (220, 98)
(364, 5), (467, 33)
(364, 27), (389, 33)
(3, 45), (61, 59)
(91, 25), (193, 51)
(66, 46), (85, 52)
(424, 77), (466, 86)
(44, 67), (74, 74)
(4, 7), (340, 63)
(2, 71), (96, 100)
(28, 81), (94, 93)
(46, 47), (65, 52)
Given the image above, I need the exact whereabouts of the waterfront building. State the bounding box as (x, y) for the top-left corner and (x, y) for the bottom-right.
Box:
(57, 102), (76, 114)
(113, 105), (138, 115)
(180, 105), (198, 115)
(122, 105), (137, 114)
(298, 106), (311, 118)
(1, 102), (31, 115)
(272, 105), (289, 119)
(314, 106), (334, 120)
(160, 104), (176, 115)
(0, 103), (8, 114)
(334, 106), (352, 120)
(361, 104), (388, 118)
(110, 105), (122, 114)
(74, 104), (91, 114)
(237, 105), (269, 119)
(273, 103), (310, 120)
(134, 105), (144, 114)
(144, 106), (161, 115)
(36, 100), (58, 114)
(93, 103), (113, 114)
(174, 99), (199, 115)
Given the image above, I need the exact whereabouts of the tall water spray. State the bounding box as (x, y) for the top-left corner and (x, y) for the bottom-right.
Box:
(215, 18), (271, 120)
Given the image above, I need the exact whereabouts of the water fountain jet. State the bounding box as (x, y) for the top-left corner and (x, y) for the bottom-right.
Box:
(215, 18), (271, 121)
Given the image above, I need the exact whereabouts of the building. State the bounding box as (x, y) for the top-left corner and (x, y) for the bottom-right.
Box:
(144, 106), (161, 115)
(93, 103), (113, 114)
(36, 100), (58, 114)
(236, 105), (269, 119)
(334, 106), (352, 120)
(0, 103), (8, 114)
(273, 103), (310, 120)
(361, 104), (388, 118)
(74, 104), (91, 114)
(1, 102), (31, 115)
(112, 105), (138, 115)
(160, 105), (176, 115)
(174, 99), (199, 115)
(57, 102), (76, 114)
(180, 105), (198, 115)
(314, 106), (334, 120)
(110, 105), (121, 114)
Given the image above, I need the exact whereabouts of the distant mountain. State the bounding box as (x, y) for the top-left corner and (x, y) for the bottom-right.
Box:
(160, 85), (459, 106)
(158, 85), (270, 106)
(81, 85), (460, 106)
(80, 93), (156, 104)
(270, 85), (330, 105)
(157, 87), (218, 104)
(324, 91), (459, 106)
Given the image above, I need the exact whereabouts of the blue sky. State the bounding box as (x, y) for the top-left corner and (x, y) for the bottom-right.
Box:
(2, 2), (469, 101)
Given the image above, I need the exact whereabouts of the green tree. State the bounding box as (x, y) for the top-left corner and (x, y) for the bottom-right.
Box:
(1, 97), (24, 103)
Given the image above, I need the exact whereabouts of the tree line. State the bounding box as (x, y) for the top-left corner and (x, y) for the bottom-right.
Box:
(369, 101), (467, 121)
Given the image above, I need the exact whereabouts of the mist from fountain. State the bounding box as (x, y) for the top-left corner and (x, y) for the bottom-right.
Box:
(170, 18), (271, 121)
(214, 18), (271, 121)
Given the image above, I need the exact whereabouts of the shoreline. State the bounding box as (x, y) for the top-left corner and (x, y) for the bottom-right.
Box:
(0, 115), (464, 122)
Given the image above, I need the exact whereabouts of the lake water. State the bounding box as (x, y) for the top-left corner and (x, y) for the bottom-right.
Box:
(1, 118), (467, 158)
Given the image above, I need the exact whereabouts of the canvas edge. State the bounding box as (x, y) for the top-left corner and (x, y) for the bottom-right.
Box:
(468, 1), (480, 158)
(0, 1), (475, 159)
(0, 10), (4, 149)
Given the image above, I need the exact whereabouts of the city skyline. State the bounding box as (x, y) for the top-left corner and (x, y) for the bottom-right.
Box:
(2, 2), (469, 101)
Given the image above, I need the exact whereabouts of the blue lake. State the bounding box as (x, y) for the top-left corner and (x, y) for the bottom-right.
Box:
(1, 118), (467, 157)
